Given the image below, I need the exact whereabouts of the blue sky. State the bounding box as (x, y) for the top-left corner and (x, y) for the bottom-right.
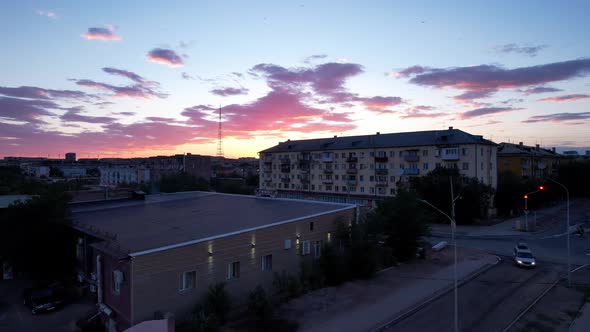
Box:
(1, 0), (589, 158)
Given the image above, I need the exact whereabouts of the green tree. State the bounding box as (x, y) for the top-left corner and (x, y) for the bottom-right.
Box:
(202, 282), (231, 325)
(158, 173), (210, 193)
(367, 190), (431, 261)
(411, 168), (494, 224)
(557, 160), (590, 197)
(247, 285), (274, 325)
(0, 186), (76, 280)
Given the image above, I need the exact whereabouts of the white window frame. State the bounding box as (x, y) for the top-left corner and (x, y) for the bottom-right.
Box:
(227, 261), (240, 280)
(284, 239), (292, 249)
(180, 270), (196, 291)
(314, 240), (323, 258)
(301, 240), (311, 255)
(261, 254), (273, 271)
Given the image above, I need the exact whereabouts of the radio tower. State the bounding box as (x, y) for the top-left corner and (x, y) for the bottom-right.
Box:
(216, 106), (224, 157)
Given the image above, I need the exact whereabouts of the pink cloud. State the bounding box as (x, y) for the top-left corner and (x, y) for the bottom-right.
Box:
(520, 86), (562, 94)
(146, 48), (184, 67)
(0, 86), (94, 101)
(81, 26), (121, 41)
(538, 94), (590, 102)
(400, 105), (450, 119)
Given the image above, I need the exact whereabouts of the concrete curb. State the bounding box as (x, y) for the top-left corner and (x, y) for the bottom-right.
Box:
(569, 302), (590, 332)
(370, 255), (502, 332)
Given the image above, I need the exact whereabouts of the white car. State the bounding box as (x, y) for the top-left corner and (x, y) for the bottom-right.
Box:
(514, 249), (536, 268)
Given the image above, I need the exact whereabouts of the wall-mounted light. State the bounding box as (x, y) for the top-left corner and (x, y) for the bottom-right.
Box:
(208, 251), (213, 257)
(251, 243), (256, 249)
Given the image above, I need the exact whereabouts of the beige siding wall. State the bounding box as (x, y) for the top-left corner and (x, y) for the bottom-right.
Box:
(130, 208), (354, 324)
(259, 144), (498, 197)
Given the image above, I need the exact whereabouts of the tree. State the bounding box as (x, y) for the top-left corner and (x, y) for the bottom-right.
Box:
(247, 285), (274, 325)
(367, 190), (431, 261)
(411, 167), (494, 224)
(202, 282), (231, 325)
(0, 186), (76, 280)
(158, 173), (209, 193)
(557, 160), (590, 197)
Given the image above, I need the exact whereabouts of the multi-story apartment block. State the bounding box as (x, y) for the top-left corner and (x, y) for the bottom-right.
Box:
(99, 166), (151, 186)
(145, 153), (211, 181)
(497, 142), (562, 179)
(259, 127), (497, 205)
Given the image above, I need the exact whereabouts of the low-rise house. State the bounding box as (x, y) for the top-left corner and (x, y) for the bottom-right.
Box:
(497, 142), (562, 179)
(72, 192), (355, 330)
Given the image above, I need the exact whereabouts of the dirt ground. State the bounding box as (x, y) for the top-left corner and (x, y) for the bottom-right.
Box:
(276, 246), (489, 330)
(509, 266), (590, 332)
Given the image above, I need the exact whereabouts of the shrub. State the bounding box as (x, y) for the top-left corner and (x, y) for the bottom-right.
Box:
(247, 285), (274, 324)
(201, 282), (231, 325)
(272, 270), (301, 302)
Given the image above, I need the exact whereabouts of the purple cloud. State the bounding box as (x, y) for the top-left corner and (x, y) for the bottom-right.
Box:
(81, 26), (121, 41)
(400, 105), (450, 119)
(0, 86), (93, 101)
(495, 43), (547, 57)
(453, 89), (497, 102)
(210, 87), (249, 97)
(0, 97), (59, 123)
(146, 48), (184, 67)
(102, 67), (154, 85)
(520, 86), (563, 94)
(523, 112), (590, 123)
(539, 94), (590, 102)
(397, 59), (590, 101)
(60, 108), (116, 124)
(181, 72), (194, 80)
(461, 107), (522, 119)
(389, 65), (429, 78)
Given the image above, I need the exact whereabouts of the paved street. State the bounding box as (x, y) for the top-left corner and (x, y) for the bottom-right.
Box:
(384, 259), (564, 332)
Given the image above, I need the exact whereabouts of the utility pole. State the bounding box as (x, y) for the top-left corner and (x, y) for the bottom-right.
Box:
(216, 106), (224, 158)
(450, 176), (458, 332)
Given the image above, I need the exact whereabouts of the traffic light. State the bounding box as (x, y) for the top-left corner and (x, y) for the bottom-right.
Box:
(539, 185), (545, 190)
(524, 195), (528, 199)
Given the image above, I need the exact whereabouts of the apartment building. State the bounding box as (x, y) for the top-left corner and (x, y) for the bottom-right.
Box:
(72, 192), (355, 330)
(497, 142), (562, 179)
(145, 153), (211, 181)
(259, 127), (497, 205)
(99, 166), (151, 186)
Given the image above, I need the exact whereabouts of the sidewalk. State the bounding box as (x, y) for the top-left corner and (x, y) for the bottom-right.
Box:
(284, 249), (498, 332)
(430, 198), (590, 239)
(570, 302), (590, 332)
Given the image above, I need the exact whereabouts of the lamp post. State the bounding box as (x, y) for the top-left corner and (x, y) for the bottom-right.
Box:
(545, 178), (571, 287)
(419, 176), (461, 332)
(524, 186), (544, 231)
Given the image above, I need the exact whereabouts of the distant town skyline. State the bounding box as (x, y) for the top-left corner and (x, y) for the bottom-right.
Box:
(1, 0), (589, 158)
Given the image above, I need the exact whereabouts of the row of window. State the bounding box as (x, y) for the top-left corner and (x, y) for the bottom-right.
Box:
(270, 147), (478, 161)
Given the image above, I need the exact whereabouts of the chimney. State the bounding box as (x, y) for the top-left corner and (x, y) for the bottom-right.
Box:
(536, 144), (540, 150)
(334, 135), (337, 138)
(519, 142), (523, 146)
(448, 126), (453, 130)
(376, 132), (380, 135)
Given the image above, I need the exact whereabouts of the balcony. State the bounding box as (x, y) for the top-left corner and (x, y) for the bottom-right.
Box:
(321, 155), (333, 162)
(441, 152), (459, 161)
(375, 156), (388, 163)
(403, 168), (420, 175)
(264, 178), (272, 183)
(323, 168), (334, 174)
(299, 166), (310, 173)
(403, 155), (419, 162)
(346, 156), (358, 162)
(280, 166), (291, 173)
(281, 177), (291, 183)
(300, 177), (310, 184)
(375, 181), (388, 187)
(322, 179), (334, 184)
(347, 179), (357, 186)
(346, 168), (358, 174)
(262, 167), (272, 173)
(375, 168), (388, 175)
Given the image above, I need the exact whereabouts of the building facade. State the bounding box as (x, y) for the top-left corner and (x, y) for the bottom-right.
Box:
(259, 127), (497, 205)
(146, 154), (211, 181)
(99, 166), (150, 186)
(497, 142), (562, 179)
(72, 192), (355, 330)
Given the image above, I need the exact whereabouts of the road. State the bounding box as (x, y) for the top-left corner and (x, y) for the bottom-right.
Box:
(384, 259), (564, 332)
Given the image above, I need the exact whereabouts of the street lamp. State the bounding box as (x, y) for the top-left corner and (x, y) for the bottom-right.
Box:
(419, 176), (460, 332)
(545, 178), (571, 288)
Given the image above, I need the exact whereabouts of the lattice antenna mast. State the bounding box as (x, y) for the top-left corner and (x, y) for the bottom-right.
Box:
(216, 105), (224, 157)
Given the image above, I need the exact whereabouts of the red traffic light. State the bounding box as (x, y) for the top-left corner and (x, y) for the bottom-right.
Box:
(524, 195), (528, 199)
(539, 185), (545, 190)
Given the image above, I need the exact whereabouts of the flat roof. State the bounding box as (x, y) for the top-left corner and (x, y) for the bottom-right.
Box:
(0, 195), (32, 208)
(72, 191), (354, 257)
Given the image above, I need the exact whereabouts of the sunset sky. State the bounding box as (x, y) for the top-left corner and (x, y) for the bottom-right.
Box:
(1, 0), (589, 159)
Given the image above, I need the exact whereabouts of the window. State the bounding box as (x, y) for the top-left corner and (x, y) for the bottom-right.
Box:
(422, 150), (428, 156)
(370, 152), (375, 157)
(462, 162), (469, 170)
(370, 175), (374, 182)
(180, 270), (196, 291)
(284, 239), (292, 249)
(301, 240), (311, 255)
(360, 175), (364, 181)
(390, 176), (395, 182)
(310, 221), (314, 231)
(435, 163), (441, 168)
(423, 163), (429, 170)
(462, 148), (467, 156)
(370, 187), (375, 194)
(113, 270), (124, 294)
(314, 240), (323, 258)
(227, 261), (240, 280)
(390, 188), (395, 195)
(261, 254), (272, 271)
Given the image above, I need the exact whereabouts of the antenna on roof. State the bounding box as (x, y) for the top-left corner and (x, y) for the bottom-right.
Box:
(216, 105), (224, 158)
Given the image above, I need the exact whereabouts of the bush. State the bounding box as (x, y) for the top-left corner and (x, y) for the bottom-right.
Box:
(202, 282), (231, 325)
(299, 258), (324, 291)
(247, 285), (274, 324)
(190, 308), (220, 332)
(272, 270), (301, 302)
(319, 244), (349, 286)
